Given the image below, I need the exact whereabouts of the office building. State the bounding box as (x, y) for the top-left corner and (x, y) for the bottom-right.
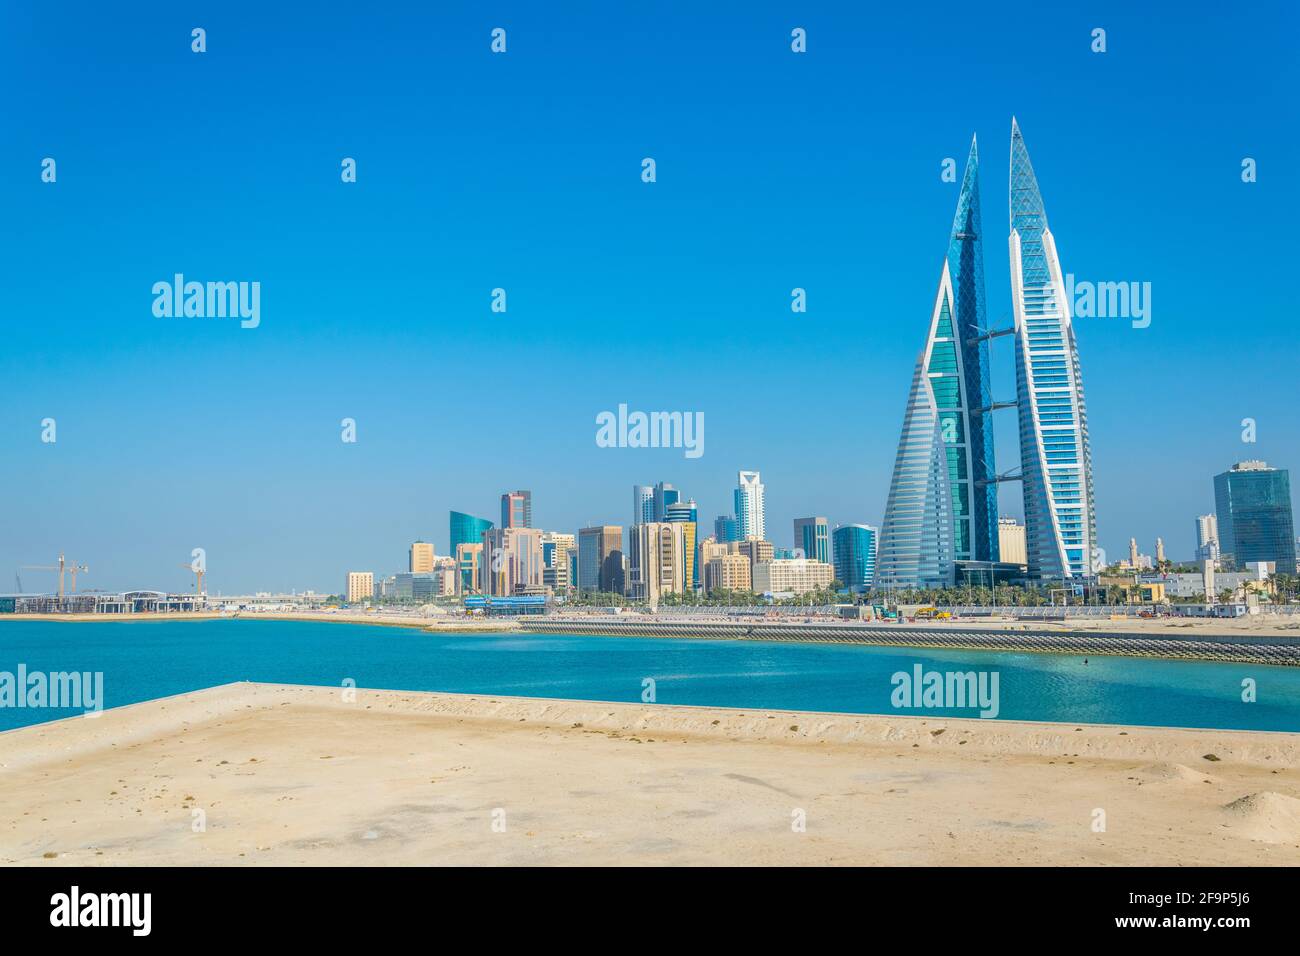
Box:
(481, 527), (543, 596)
(832, 523), (877, 593)
(665, 499), (699, 589)
(627, 522), (687, 604)
(541, 532), (577, 595)
(455, 542), (483, 595)
(501, 491), (532, 529)
(752, 559), (834, 595)
(652, 482), (680, 522)
(714, 515), (739, 543)
(578, 525), (624, 594)
(633, 485), (654, 525)
(793, 516), (830, 564)
(735, 539), (774, 577)
(878, 137), (994, 588)
(1009, 118), (1098, 578)
(1214, 461), (1297, 571)
(996, 518), (1027, 566)
(346, 571), (374, 603)
(450, 511), (493, 554)
(1195, 514), (1220, 564)
(704, 552), (752, 594)
(735, 471), (766, 541)
(409, 541), (435, 574)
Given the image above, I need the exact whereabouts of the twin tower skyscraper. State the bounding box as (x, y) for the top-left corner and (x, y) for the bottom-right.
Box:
(878, 120), (1097, 587)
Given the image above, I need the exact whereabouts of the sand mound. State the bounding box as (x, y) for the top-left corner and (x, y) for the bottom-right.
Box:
(1136, 762), (1215, 784)
(1221, 791), (1300, 844)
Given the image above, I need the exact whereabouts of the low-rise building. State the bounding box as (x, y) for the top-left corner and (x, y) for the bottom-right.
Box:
(346, 571), (374, 603)
(752, 559), (834, 595)
(704, 553), (752, 593)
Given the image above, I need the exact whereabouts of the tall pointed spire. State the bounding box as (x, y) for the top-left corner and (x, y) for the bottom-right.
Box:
(948, 134), (999, 564)
(1009, 118), (1046, 233)
(1007, 119), (1098, 580)
(879, 133), (997, 587)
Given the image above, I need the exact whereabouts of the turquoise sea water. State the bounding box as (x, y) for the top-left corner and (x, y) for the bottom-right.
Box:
(0, 619), (1297, 733)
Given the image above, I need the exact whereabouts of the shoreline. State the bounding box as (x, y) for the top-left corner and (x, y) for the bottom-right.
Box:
(0, 611), (518, 632)
(3, 678), (1298, 748)
(5, 610), (1300, 663)
(3, 682), (1296, 866)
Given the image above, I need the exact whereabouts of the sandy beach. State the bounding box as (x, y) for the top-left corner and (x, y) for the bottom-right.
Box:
(1, 682), (1297, 866)
(7, 609), (1300, 638)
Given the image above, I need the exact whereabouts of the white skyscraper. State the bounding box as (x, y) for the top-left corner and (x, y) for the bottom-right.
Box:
(1196, 514), (1220, 564)
(734, 471), (766, 541)
(1009, 118), (1098, 579)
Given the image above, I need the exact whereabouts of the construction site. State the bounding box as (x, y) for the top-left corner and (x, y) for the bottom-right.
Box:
(0, 552), (207, 615)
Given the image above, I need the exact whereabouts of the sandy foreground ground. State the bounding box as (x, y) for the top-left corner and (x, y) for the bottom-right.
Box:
(1, 682), (1298, 866)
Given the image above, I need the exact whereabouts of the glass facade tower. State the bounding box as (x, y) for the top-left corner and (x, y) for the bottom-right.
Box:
(793, 516), (831, 564)
(1214, 461), (1297, 571)
(832, 524), (877, 593)
(950, 137), (999, 563)
(1009, 118), (1097, 579)
(449, 510), (493, 552)
(878, 137), (989, 588)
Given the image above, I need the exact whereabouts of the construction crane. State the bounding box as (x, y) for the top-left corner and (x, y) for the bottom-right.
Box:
(66, 561), (88, 593)
(178, 562), (206, 595)
(22, 553), (82, 599)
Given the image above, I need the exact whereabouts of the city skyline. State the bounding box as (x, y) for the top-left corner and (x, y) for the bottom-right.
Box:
(3, 4), (1297, 593)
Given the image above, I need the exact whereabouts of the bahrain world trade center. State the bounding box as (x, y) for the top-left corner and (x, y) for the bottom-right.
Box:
(878, 119), (1097, 587)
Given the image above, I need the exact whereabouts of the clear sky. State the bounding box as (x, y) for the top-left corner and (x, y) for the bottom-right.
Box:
(2, 1), (1297, 594)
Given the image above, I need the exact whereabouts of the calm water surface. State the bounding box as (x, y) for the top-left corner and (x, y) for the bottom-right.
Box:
(1, 619), (1297, 732)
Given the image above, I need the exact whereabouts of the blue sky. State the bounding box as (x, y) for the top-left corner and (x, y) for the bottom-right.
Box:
(2, 1), (1297, 594)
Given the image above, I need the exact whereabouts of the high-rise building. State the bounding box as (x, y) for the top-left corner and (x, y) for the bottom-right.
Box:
(1009, 118), (1097, 579)
(877, 138), (992, 589)
(1195, 514), (1219, 562)
(793, 517), (830, 564)
(734, 471), (766, 541)
(627, 522), (687, 604)
(950, 137), (1000, 565)
(664, 499), (699, 590)
(698, 536), (727, 573)
(652, 482), (680, 522)
(500, 491), (532, 529)
(1214, 461), (1297, 571)
(714, 515), (739, 543)
(665, 498), (697, 524)
(633, 485), (654, 525)
(409, 541), (435, 573)
(450, 511), (494, 554)
(480, 527), (543, 595)
(346, 571), (374, 603)
(832, 523), (877, 593)
(541, 532), (577, 594)
(578, 525), (624, 594)
(735, 539), (774, 578)
(996, 518), (1027, 567)
(454, 543), (482, 595)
